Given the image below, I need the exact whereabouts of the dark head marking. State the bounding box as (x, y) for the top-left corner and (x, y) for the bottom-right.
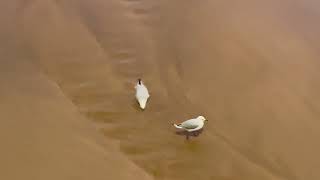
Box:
(138, 78), (142, 85)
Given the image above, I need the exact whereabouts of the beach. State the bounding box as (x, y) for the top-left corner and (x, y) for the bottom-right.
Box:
(1, 0), (320, 179)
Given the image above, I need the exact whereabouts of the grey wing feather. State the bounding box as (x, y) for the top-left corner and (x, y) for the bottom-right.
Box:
(180, 119), (199, 129)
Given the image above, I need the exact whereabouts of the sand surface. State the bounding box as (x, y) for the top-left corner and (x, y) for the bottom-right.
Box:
(1, 0), (320, 180)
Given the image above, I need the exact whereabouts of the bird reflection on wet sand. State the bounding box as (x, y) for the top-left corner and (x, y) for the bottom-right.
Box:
(175, 129), (204, 140)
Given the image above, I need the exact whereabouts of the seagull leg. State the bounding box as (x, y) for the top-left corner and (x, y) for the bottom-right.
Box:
(186, 132), (190, 140)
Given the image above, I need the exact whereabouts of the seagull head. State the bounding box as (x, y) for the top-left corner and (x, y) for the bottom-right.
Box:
(138, 78), (142, 85)
(197, 116), (207, 122)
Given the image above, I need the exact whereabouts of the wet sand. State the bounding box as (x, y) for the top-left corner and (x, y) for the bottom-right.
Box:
(1, 0), (320, 180)
(0, 59), (152, 180)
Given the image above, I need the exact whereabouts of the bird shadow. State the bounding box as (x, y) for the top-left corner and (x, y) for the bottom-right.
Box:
(175, 129), (204, 140)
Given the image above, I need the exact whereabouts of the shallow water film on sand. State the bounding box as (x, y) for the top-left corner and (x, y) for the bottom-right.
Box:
(1, 0), (320, 180)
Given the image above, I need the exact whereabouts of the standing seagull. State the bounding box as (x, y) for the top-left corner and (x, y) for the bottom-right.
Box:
(135, 78), (150, 110)
(173, 116), (207, 139)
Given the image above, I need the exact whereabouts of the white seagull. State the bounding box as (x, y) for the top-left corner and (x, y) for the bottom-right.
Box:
(135, 78), (150, 110)
(173, 116), (207, 132)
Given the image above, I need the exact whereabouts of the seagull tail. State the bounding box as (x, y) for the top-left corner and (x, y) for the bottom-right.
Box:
(173, 123), (183, 129)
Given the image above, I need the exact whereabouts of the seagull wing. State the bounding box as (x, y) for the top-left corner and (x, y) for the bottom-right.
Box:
(135, 84), (150, 99)
(180, 119), (200, 130)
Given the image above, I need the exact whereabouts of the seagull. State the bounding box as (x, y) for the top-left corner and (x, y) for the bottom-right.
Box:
(135, 78), (150, 110)
(173, 116), (207, 132)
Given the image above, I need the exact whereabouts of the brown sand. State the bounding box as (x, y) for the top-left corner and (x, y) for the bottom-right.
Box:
(1, 0), (320, 180)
